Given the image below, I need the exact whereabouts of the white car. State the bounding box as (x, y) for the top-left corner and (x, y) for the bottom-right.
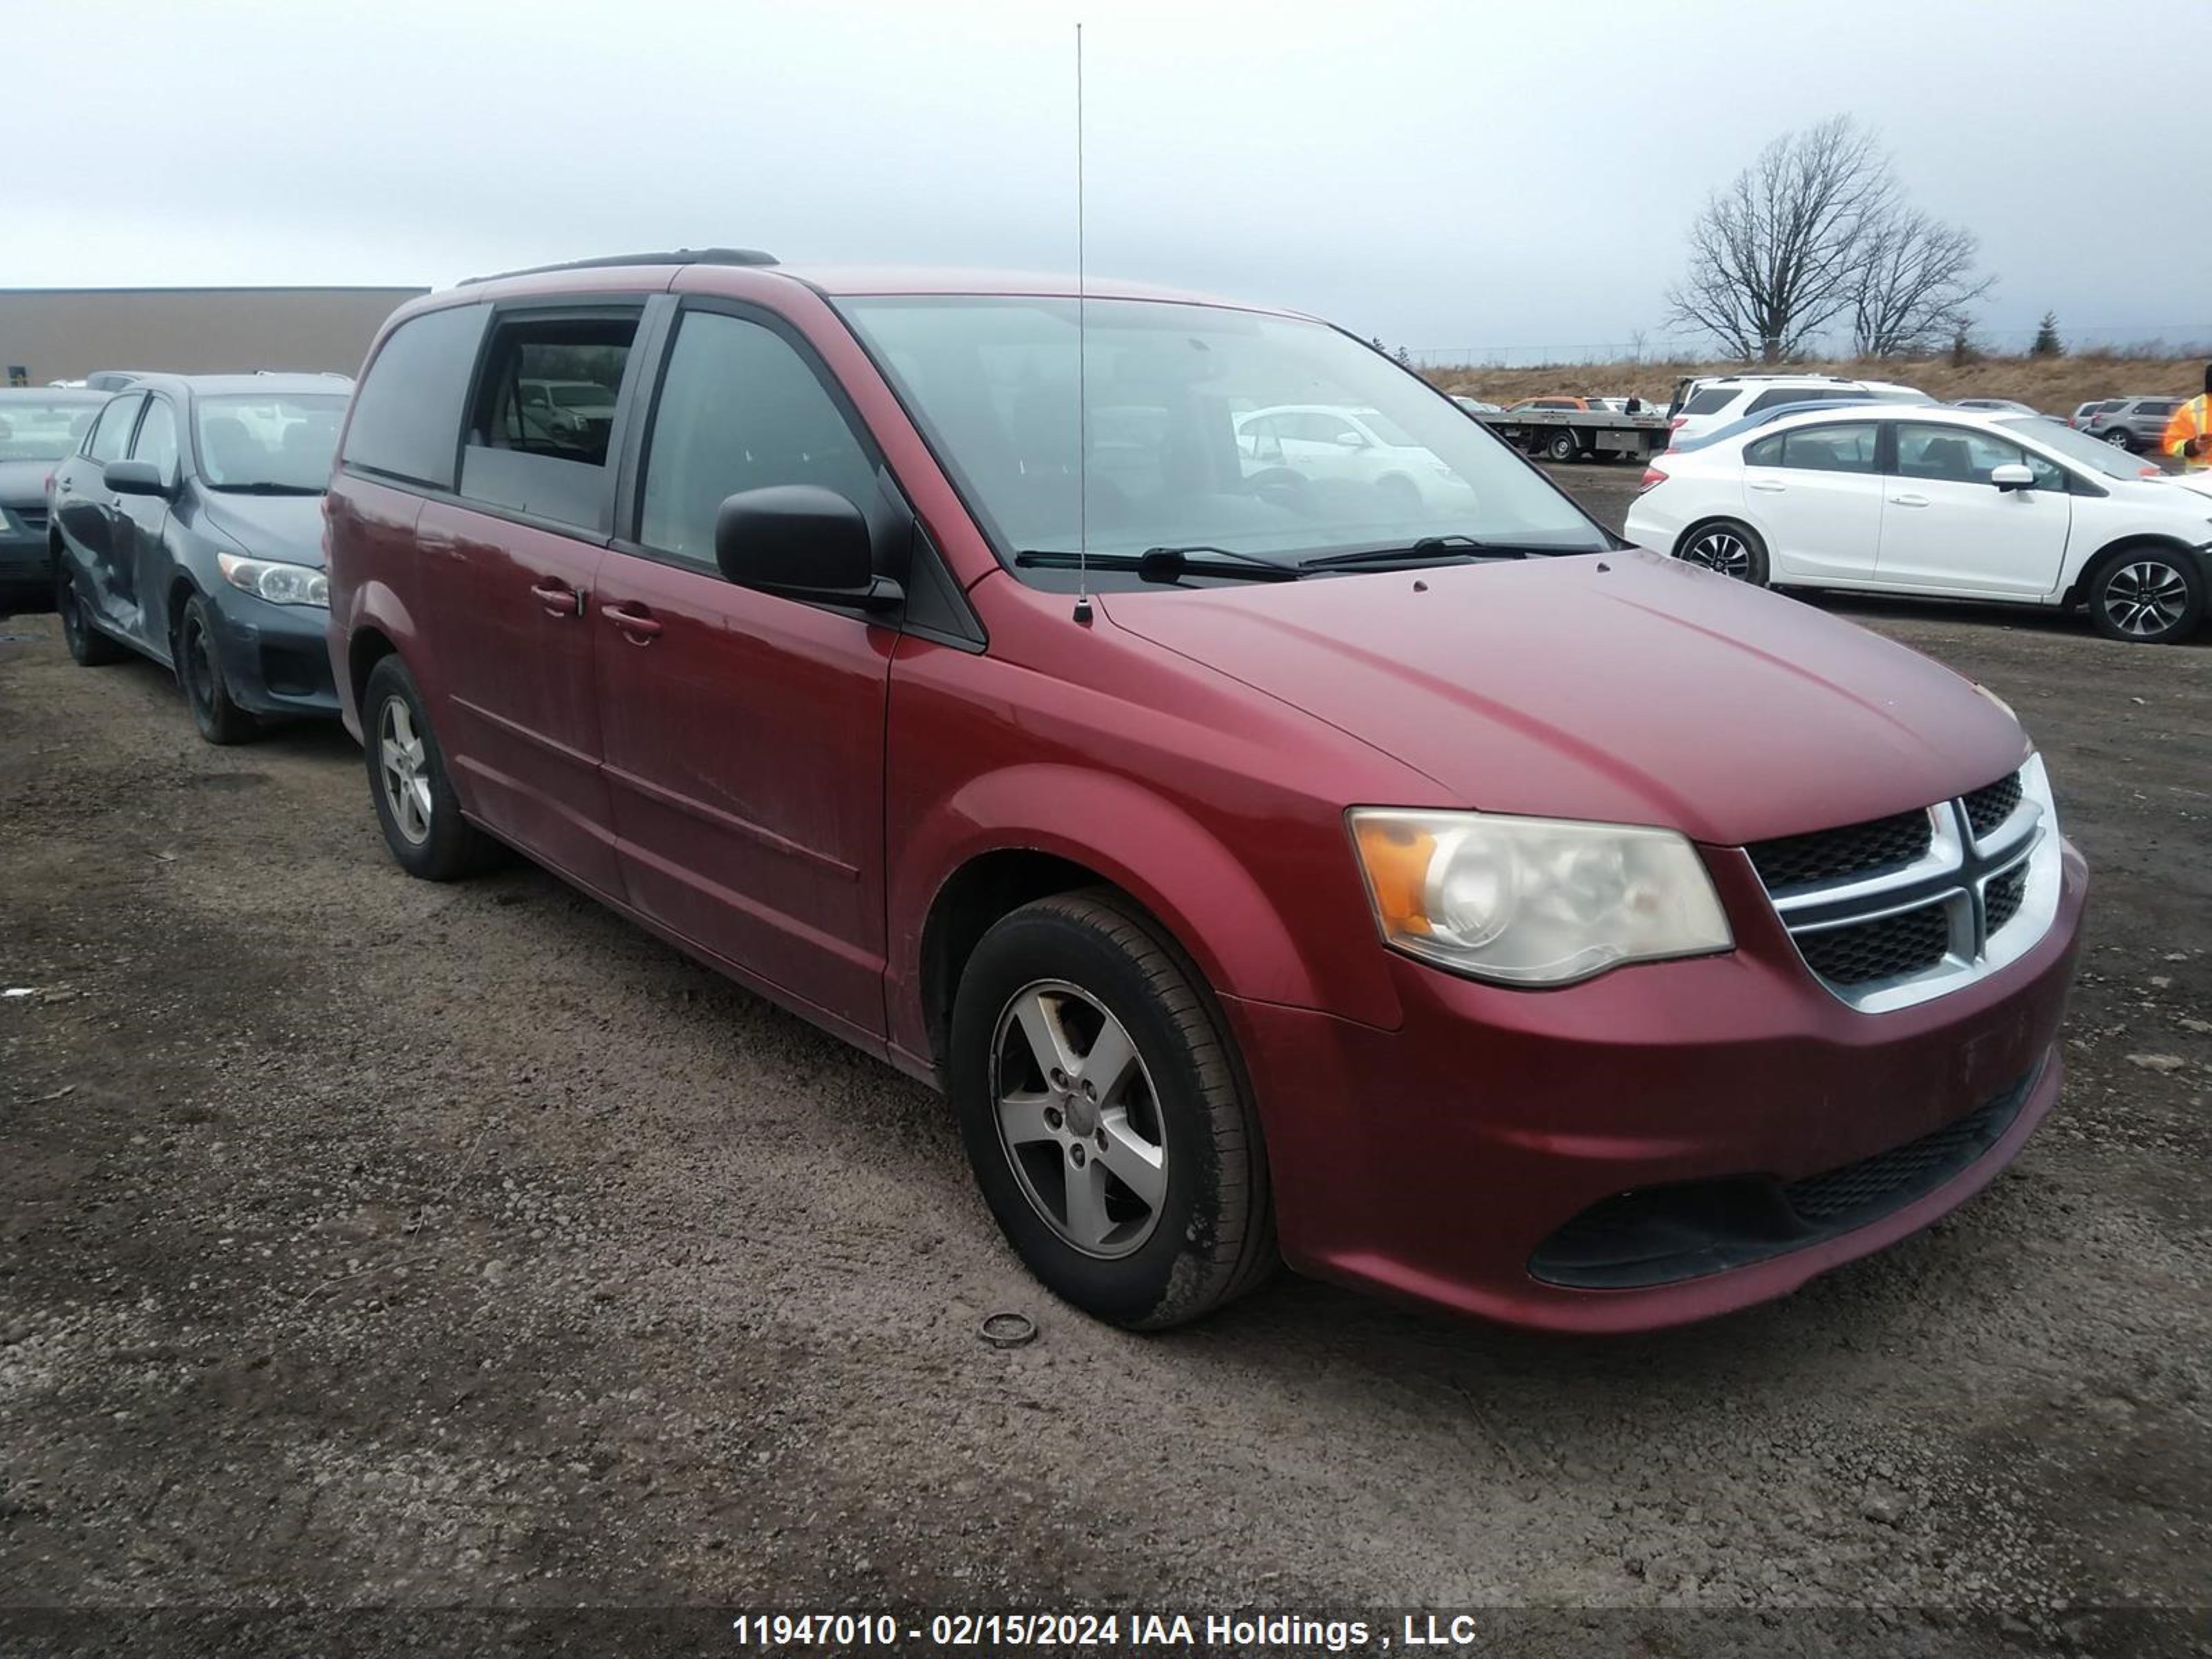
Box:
(1235, 404), (1471, 509)
(1626, 404), (2212, 645)
(1666, 374), (1925, 447)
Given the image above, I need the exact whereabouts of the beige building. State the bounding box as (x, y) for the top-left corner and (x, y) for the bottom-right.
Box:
(0, 286), (431, 386)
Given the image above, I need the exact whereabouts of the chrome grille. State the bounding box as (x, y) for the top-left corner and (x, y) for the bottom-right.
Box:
(1985, 865), (2027, 935)
(1962, 774), (2023, 839)
(1752, 760), (2061, 1012)
(1747, 807), (1932, 890)
(1797, 901), (1950, 986)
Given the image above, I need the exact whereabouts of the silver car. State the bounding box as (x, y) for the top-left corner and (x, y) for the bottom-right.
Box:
(2087, 396), (2182, 453)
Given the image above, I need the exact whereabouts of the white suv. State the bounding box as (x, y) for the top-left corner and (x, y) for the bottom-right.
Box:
(1666, 374), (1925, 447)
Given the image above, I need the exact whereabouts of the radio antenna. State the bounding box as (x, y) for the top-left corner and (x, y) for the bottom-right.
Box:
(1071, 21), (1093, 626)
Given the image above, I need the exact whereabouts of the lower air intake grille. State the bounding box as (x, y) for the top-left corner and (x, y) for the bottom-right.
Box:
(1528, 1065), (2038, 1288)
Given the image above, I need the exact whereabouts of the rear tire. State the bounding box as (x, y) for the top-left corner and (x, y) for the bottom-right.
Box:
(176, 594), (260, 746)
(1545, 431), (1582, 464)
(362, 654), (502, 880)
(55, 562), (124, 666)
(2102, 428), (2135, 451)
(2086, 547), (2204, 645)
(950, 890), (1275, 1329)
(1676, 518), (1771, 586)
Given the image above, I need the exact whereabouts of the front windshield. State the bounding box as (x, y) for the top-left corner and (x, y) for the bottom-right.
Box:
(1351, 409), (1422, 447)
(1998, 415), (2154, 480)
(193, 393), (348, 491)
(837, 296), (1609, 584)
(0, 399), (104, 462)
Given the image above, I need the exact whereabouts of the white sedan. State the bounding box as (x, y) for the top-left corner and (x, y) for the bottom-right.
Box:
(1235, 404), (1472, 509)
(1625, 404), (2212, 644)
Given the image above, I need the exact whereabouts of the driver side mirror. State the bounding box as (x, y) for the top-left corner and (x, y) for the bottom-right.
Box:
(1333, 431), (1368, 449)
(104, 458), (170, 498)
(1989, 462), (2035, 492)
(715, 485), (902, 612)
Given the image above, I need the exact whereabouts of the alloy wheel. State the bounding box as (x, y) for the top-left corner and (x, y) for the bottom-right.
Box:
(1682, 526), (1754, 580)
(377, 695), (434, 845)
(990, 979), (1168, 1259)
(2103, 559), (2190, 639)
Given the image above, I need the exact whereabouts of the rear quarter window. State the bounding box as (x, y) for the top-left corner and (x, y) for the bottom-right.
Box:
(341, 303), (491, 489)
(1683, 388), (1736, 415)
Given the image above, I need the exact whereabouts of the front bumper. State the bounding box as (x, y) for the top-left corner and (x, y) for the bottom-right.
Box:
(204, 589), (340, 720)
(1224, 835), (2086, 1333)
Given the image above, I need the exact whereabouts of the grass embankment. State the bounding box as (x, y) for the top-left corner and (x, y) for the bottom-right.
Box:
(1423, 355), (2206, 414)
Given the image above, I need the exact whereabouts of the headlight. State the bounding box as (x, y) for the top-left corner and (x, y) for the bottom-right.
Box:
(1348, 808), (1732, 986)
(216, 551), (328, 608)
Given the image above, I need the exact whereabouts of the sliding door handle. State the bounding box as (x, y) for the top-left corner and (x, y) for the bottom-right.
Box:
(603, 603), (663, 644)
(530, 579), (584, 617)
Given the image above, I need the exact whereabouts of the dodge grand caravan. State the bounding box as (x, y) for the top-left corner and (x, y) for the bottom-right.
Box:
(324, 250), (2086, 1333)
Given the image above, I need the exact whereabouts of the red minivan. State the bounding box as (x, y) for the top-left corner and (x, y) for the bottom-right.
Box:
(324, 250), (2086, 1332)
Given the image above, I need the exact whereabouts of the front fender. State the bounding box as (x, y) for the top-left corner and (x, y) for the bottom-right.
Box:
(887, 762), (1402, 1063)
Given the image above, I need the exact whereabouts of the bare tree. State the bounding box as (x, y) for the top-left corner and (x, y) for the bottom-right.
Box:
(1849, 207), (1993, 357)
(1665, 116), (1895, 363)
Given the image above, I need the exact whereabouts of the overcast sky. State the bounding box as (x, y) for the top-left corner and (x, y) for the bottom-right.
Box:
(15, 0), (2209, 357)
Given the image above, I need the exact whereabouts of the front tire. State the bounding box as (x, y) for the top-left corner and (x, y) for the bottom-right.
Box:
(176, 594), (259, 745)
(362, 654), (501, 879)
(950, 891), (1275, 1329)
(55, 563), (124, 666)
(2087, 548), (2204, 644)
(1677, 518), (1771, 585)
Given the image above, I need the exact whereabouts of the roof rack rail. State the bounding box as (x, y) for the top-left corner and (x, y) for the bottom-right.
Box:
(458, 247), (778, 285)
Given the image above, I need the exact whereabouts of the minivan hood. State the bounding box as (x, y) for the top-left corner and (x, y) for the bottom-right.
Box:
(1100, 549), (2027, 847)
(194, 489), (327, 567)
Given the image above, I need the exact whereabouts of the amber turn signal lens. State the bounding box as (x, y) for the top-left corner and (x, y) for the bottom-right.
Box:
(1352, 818), (1436, 937)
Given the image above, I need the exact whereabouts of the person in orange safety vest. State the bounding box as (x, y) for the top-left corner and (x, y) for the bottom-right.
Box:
(2162, 364), (2212, 471)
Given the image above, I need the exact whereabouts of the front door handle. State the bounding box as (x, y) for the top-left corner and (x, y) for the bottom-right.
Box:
(530, 579), (583, 618)
(603, 602), (663, 644)
(1888, 493), (1929, 507)
(1748, 480), (1787, 493)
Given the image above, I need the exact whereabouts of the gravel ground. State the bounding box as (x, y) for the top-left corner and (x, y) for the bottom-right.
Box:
(3, 472), (2208, 1655)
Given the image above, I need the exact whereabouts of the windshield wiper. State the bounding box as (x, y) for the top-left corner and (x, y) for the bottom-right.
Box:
(1299, 535), (1535, 572)
(207, 482), (324, 496)
(1014, 546), (1300, 583)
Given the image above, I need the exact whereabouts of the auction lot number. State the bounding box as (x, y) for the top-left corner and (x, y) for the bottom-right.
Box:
(735, 1613), (1128, 1647)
